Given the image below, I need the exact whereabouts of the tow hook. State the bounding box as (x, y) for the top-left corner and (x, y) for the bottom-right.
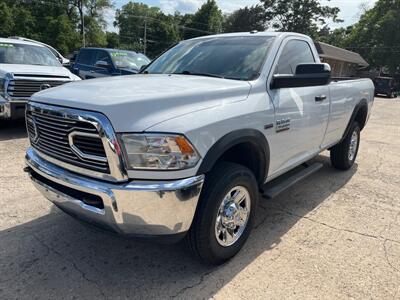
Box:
(23, 166), (32, 173)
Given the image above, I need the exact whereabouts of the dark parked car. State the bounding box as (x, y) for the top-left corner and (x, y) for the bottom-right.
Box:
(374, 77), (398, 98)
(72, 48), (150, 79)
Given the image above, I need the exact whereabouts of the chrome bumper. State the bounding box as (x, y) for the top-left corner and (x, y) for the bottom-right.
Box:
(25, 148), (204, 237)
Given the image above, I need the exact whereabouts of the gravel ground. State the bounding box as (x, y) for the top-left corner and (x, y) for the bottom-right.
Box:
(0, 97), (399, 300)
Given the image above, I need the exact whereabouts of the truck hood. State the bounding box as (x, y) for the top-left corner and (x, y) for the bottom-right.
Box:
(0, 64), (77, 79)
(30, 74), (252, 132)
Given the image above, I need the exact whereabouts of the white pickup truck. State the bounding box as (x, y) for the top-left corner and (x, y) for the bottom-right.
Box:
(24, 32), (374, 265)
(0, 38), (80, 120)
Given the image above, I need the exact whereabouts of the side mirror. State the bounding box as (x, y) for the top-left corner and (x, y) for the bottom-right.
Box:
(95, 60), (111, 69)
(271, 63), (331, 89)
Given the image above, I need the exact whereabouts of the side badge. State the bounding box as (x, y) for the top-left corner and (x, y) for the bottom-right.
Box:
(276, 118), (291, 132)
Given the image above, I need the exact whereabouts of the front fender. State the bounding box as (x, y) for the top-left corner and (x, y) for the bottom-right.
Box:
(196, 129), (270, 183)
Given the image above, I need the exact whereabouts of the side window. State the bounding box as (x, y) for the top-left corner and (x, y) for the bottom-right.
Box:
(275, 40), (315, 75)
(95, 50), (112, 66)
(77, 49), (94, 65)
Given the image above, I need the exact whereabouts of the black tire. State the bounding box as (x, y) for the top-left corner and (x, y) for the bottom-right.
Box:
(330, 122), (361, 170)
(186, 162), (259, 265)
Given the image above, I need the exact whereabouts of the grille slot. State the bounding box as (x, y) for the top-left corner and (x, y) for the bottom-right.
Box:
(26, 110), (110, 174)
(7, 79), (69, 98)
(72, 135), (107, 157)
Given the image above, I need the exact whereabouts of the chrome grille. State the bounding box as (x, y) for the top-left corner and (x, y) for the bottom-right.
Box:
(26, 109), (110, 174)
(7, 79), (69, 98)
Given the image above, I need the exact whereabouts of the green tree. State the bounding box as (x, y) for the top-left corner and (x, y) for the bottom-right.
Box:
(345, 0), (400, 74)
(0, 2), (14, 37)
(184, 0), (223, 39)
(84, 16), (107, 47)
(115, 2), (180, 57)
(10, 6), (37, 39)
(224, 5), (266, 33)
(317, 26), (353, 48)
(106, 32), (120, 48)
(260, 0), (342, 37)
(44, 15), (82, 55)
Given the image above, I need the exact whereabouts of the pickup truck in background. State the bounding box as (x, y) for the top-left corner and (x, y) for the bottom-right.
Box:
(71, 48), (150, 79)
(373, 76), (398, 98)
(24, 32), (374, 265)
(0, 38), (80, 120)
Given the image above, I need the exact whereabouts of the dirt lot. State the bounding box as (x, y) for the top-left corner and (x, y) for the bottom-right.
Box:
(0, 97), (399, 299)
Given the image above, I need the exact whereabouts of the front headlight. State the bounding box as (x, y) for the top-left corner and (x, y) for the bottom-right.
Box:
(119, 133), (200, 170)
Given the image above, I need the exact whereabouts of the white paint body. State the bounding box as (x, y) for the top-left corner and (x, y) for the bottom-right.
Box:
(31, 32), (375, 181)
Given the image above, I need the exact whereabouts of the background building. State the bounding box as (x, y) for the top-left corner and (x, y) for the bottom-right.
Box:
(314, 41), (369, 78)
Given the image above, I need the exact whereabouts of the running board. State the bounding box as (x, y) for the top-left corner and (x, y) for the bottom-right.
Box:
(262, 162), (323, 199)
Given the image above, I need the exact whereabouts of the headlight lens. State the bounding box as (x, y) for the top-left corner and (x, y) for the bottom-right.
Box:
(120, 134), (200, 170)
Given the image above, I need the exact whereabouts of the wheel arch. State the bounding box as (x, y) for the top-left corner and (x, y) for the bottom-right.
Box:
(196, 129), (270, 187)
(341, 99), (369, 142)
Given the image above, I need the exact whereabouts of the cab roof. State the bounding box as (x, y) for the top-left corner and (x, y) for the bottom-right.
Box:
(189, 31), (310, 41)
(0, 37), (46, 47)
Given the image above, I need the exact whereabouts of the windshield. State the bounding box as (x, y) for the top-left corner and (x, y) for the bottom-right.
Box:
(109, 50), (150, 70)
(0, 43), (61, 66)
(145, 36), (275, 81)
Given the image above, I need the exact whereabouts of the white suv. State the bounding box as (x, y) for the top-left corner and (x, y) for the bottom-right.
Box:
(0, 38), (80, 120)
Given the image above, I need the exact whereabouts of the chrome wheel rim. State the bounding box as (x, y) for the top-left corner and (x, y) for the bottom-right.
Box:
(348, 130), (359, 161)
(215, 186), (251, 247)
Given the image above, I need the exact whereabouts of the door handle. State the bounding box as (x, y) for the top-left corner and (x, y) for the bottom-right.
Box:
(315, 95), (327, 102)
(90, 70), (95, 73)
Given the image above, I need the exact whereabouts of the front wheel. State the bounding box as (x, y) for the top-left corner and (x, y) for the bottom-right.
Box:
(186, 162), (259, 265)
(330, 122), (361, 170)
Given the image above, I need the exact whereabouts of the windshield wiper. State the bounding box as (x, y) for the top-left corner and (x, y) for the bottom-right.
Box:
(173, 70), (224, 79)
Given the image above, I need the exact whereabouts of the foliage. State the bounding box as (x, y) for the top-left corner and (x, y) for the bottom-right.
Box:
(344, 0), (400, 74)
(0, 0), (111, 54)
(115, 2), (180, 57)
(0, 2), (14, 37)
(183, 0), (223, 39)
(224, 5), (266, 33)
(84, 15), (107, 47)
(0, 0), (397, 75)
(317, 26), (353, 48)
(106, 31), (119, 48)
(260, 0), (342, 38)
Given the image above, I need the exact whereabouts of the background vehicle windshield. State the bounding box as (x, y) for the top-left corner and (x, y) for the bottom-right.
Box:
(145, 36), (275, 80)
(0, 43), (61, 66)
(109, 50), (150, 70)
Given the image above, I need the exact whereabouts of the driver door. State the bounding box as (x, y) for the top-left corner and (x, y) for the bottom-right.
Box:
(268, 39), (330, 174)
(92, 50), (114, 78)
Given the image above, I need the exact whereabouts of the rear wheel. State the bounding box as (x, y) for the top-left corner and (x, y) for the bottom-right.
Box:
(186, 162), (259, 265)
(330, 122), (361, 170)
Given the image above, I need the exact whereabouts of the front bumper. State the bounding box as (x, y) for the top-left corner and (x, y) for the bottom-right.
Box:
(0, 99), (28, 119)
(25, 148), (204, 238)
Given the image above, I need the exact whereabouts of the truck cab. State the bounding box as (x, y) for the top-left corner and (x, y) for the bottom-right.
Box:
(72, 48), (150, 80)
